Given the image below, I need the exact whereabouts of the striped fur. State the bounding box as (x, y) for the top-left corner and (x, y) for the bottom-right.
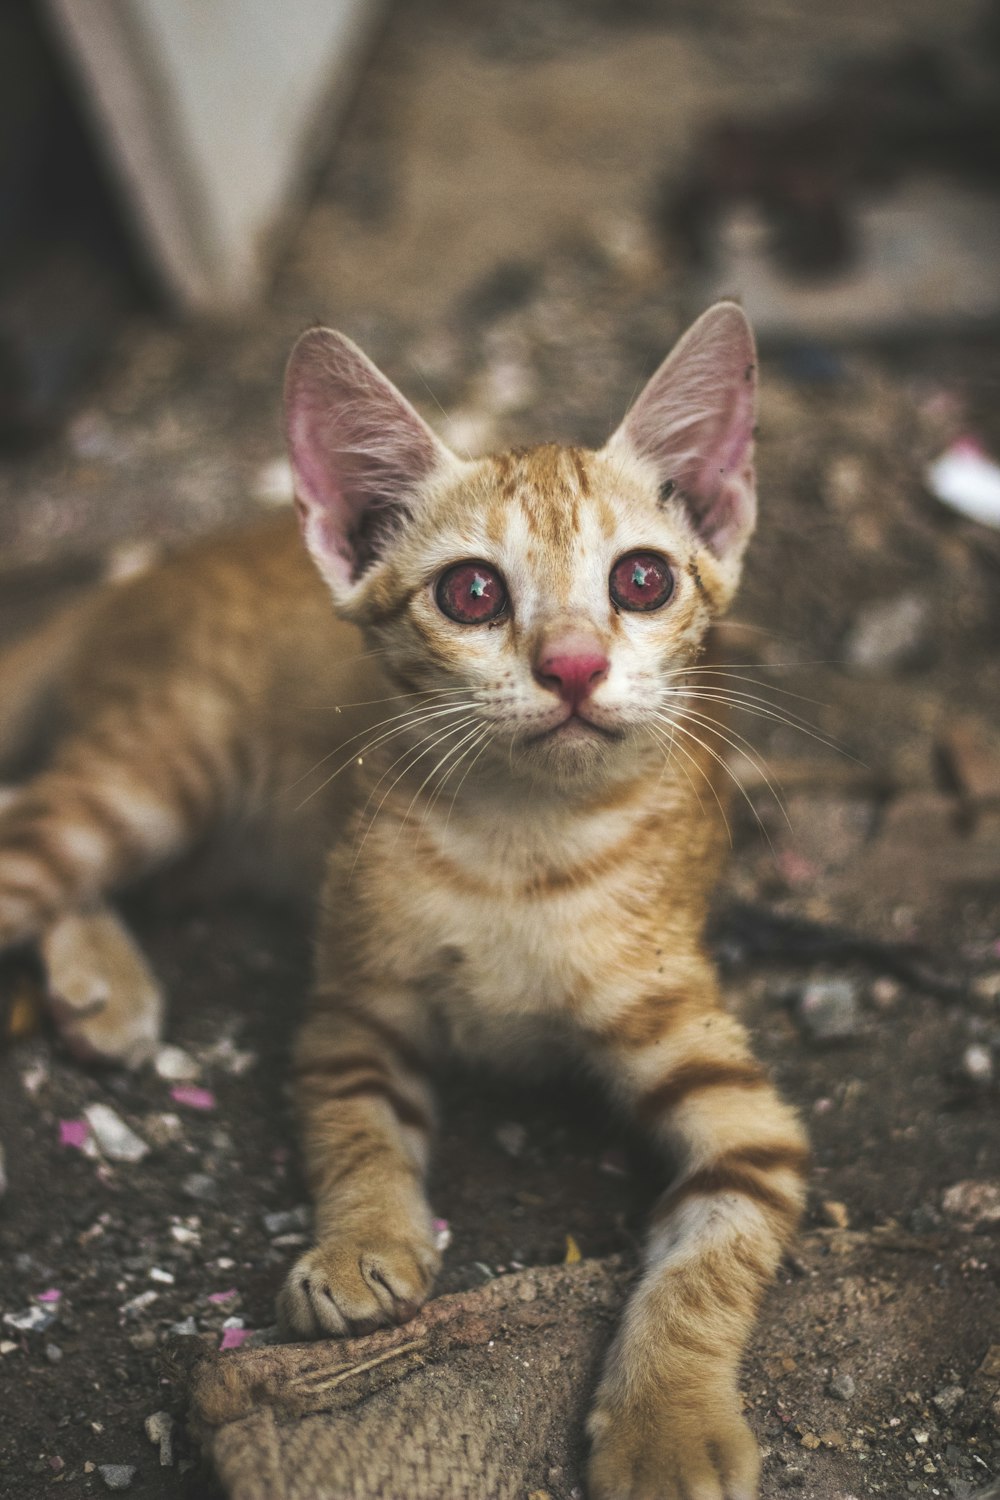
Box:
(0, 305), (804, 1499)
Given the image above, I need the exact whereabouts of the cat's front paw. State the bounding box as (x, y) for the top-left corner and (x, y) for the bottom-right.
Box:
(587, 1387), (760, 1500)
(277, 1229), (440, 1340)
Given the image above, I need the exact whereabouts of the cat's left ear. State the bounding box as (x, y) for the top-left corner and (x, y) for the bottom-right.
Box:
(284, 327), (453, 606)
(605, 301), (757, 575)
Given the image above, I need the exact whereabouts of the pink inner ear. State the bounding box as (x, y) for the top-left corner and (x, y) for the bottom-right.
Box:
(285, 330), (443, 589)
(621, 303), (757, 559)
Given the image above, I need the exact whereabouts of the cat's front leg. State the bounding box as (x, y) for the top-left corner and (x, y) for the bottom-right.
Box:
(277, 988), (440, 1339)
(583, 976), (808, 1500)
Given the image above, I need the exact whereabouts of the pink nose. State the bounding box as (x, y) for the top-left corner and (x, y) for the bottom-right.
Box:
(534, 647), (610, 708)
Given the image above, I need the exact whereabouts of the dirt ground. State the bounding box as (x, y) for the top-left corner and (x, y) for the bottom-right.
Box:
(1, 1), (999, 1497)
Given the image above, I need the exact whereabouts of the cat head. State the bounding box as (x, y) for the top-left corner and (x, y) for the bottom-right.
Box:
(285, 304), (757, 784)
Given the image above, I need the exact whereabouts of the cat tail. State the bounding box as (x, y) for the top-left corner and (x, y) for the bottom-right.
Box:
(0, 600), (94, 773)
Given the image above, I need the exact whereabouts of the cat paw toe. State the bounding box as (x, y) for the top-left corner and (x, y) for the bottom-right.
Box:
(278, 1235), (439, 1340)
(587, 1396), (760, 1500)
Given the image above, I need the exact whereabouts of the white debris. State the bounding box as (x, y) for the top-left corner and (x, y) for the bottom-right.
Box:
(83, 1104), (150, 1164)
(3, 1304), (56, 1333)
(98, 1464), (136, 1491)
(252, 456), (295, 506)
(149, 1267), (175, 1285)
(153, 1045), (200, 1083)
(926, 437), (1000, 528)
(962, 1044), (994, 1085)
(144, 1411), (175, 1467)
(844, 593), (929, 674)
(119, 1290), (159, 1319)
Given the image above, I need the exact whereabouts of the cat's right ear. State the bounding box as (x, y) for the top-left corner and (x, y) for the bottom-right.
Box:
(284, 328), (452, 606)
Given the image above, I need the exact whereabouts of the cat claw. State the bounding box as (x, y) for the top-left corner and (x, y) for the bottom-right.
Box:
(41, 909), (163, 1068)
(278, 1234), (439, 1340)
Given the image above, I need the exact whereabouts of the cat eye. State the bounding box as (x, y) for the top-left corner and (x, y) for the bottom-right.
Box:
(435, 561), (509, 624)
(609, 551), (674, 612)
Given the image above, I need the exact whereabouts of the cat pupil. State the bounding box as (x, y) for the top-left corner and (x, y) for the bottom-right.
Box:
(470, 575), (486, 598)
(632, 563), (648, 587)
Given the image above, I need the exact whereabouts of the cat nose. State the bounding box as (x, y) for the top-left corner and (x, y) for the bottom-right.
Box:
(533, 641), (610, 708)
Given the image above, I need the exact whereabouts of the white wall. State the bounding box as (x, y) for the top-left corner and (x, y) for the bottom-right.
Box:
(46, 0), (383, 311)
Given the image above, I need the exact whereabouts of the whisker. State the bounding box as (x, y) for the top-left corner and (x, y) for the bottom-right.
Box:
(654, 712), (773, 850)
(294, 702), (477, 810)
(350, 715), (480, 870)
(658, 703), (790, 829)
(665, 687), (857, 762)
(650, 724), (732, 846)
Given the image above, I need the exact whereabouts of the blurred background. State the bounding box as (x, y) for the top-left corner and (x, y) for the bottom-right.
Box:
(1, 3), (999, 1498)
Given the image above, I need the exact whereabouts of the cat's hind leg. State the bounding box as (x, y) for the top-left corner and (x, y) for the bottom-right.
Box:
(0, 712), (233, 1061)
(41, 905), (163, 1067)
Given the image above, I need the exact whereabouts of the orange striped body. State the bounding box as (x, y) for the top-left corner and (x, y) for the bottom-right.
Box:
(0, 306), (807, 1499)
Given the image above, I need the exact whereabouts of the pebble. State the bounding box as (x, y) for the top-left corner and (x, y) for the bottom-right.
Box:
(120, 1290), (159, 1319)
(168, 1316), (198, 1336)
(0, 1340), (17, 1355)
(144, 1411), (174, 1467)
(83, 1104), (150, 1164)
(941, 1179), (1000, 1229)
(796, 979), (862, 1042)
(844, 592), (928, 673)
(45, 1342), (63, 1363)
(820, 1200), (850, 1229)
(932, 1384), (965, 1419)
(971, 971), (1000, 1004)
(961, 1044), (994, 1085)
(153, 1045), (200, 1083)
(827, 1372), (856, 1400)
(3, 1305), (56, 1334)
(98, 1465), (136, 1491)
(495, 1121), (528, 1157)
(182, 1172), (216, 1201)
(263, 1205), (310, 1236)
(869, 976), (900, 1010)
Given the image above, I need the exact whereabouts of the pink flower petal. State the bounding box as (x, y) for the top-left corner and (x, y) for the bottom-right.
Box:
(170, 1085), (216, 1111)
(208, 1289), (238, 1304)
(59, 1119), (90, 1149)
(220, 1327), (252, 1350)
(35, 1289), (62, 1304)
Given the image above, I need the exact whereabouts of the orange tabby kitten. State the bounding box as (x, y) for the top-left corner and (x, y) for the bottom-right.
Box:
(0, 303), (806, 1499)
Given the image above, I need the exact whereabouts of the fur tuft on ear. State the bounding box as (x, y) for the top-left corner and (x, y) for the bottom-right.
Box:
(284, 328), (451, 598)
(607, 302), (758, 563)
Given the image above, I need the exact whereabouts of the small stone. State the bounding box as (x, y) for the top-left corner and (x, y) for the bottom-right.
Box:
(932, 1385), (965, 1419)
(182, 1173), (216, 1202)
(977, 1344), (1000, 1379)
(828, 1372), (856, 1401)
(797, 979), (862, 1042)
(45, 1342), (63, 1363)
(941, 1179), (1000, 1230)
(153, 1046), (199, 1083)
(870, 976), (901, 1010)
(119, 1290), (158, 1319)
(263, 1205), (310, 1236)
(148, 1267), (175, 1285)
(83, 1104), (149, 1164)
(144, 1411), (174, 1467)
(0, 1340), (17, 1355)
(128, 1329), (157, 1352)
(142, 1113), (183, 1147)
(820, 1200), (850, 1229)
(3, 1305), (55, 1334)
(844, 592), (928, 673)
(495, 1121), (528, 1157)
(961, 1044), (994, 1085)
(818, 1428), (845, 1448)
(799, 1431), (821, 1450)
(168, 1316), (198, 1336)
(971, 971), (1000, 1004)
(99, 1465), (136, 1491)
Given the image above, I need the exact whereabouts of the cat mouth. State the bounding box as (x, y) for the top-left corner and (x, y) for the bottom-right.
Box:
(527, 713), (622, 744)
